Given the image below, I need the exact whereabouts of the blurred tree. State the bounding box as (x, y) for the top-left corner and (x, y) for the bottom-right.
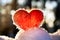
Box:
(11, 0), (18, 10)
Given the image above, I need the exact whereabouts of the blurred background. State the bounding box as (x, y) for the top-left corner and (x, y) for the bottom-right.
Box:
(0, 0), (60, 38)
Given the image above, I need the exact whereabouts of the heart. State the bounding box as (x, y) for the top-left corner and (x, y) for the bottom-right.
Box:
(13, 9), (43, 30)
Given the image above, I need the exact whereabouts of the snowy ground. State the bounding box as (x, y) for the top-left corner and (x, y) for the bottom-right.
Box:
(0, 29), (60, 40)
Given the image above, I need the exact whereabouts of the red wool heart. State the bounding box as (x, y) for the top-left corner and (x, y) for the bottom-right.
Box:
(13, 10), (43, 30)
